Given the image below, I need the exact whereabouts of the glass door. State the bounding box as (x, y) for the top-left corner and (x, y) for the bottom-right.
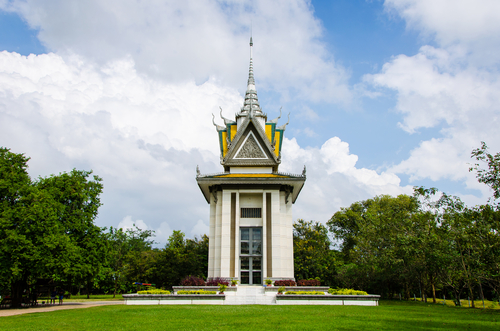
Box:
(240, 227), (262, 285)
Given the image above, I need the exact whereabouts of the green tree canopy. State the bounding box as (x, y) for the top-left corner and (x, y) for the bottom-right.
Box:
(0, 147), (104, 307)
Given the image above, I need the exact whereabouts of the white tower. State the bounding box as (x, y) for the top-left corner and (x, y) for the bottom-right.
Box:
(196, 38), (306, 284)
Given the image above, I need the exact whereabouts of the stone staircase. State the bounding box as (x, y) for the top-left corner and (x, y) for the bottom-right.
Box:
(225, 286), (275, 305)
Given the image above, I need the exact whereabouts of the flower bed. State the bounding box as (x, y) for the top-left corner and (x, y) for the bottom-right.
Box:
(328, 288), (368, 295)
(297, 279), (321, 286)
(206, 277), (230, 286)
(177, 290), (217, 295)
(137, 289), (171, 294)
(285, 291), (325, 295)
(274, 279), (296, 286)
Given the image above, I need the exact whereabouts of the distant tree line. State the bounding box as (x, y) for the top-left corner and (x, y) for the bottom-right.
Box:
(1, 142), (499, 308)
(309, 142), (500, 306)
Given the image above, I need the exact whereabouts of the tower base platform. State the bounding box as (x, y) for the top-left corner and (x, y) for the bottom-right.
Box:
(123, 286), (380, 306)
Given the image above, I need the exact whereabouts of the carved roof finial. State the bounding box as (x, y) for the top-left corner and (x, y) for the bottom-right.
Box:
(269, 107), (282, 124)
(277, 113), (290, 130)
(212, 113), (225, 132)
(220, 107), (235, 125)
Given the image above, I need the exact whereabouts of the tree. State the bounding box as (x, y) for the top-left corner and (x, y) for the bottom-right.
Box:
(150, 231), (208, 288)
(0, 148), (105, 307)
(36, 169), (105, 298)
(293, 220), (338, 285)
(107, 225), (155, 296)
(470, 141), (500, 200)
(327, 193), (440, 298)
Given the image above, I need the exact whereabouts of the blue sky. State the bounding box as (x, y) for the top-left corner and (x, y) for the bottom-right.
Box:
(1, 0), (499, 245)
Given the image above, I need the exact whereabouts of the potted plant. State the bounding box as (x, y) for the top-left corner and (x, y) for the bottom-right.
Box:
(230, 279), (238, 286)
(278, 286), (285, 295)
(265, 279), (273, 286)
(218, 283), (227, 294)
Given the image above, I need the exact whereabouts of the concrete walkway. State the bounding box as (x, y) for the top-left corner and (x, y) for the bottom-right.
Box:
(0, 301), (124, 317)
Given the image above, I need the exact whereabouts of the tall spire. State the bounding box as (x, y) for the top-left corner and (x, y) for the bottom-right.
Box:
(239, 37), (263, 117)
(247, 37), (255, 89)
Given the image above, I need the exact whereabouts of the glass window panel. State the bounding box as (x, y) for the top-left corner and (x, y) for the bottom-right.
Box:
(252, 258), (261, 270)
(252, 242), (262, 255)
(252, 272), (262, 285)
(252, 228), (261, 240)
(241, 257), (249, 270)
(241, 272), (249, 285)
(241, 228), (249, 240)
(241, 242), (249, 255)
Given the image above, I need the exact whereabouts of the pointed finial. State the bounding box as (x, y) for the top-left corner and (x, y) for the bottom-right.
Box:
(220, 106), (235, 125)
(212, 113), (225, 131)
(277, 113), (290, 130)
(270, 107), (282, 123)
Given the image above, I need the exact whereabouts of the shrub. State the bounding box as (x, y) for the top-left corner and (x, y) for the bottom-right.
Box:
(230, 279), (238, 286)
(274, 279), (296, 286)
(328, 288), (368, 295)
(278, 286), (285, 294)
(285, 291), (325, 295)
(180, 275), (206, 286)
(177, 290), (217, 295)
(297, 279), (321, 286)
(206, 277), (230, 286)
(137, 289), (171, 294)
(218, 284), (227, 293)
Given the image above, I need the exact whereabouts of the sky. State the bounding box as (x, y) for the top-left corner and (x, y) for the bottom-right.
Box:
(1, 0), (500, 246)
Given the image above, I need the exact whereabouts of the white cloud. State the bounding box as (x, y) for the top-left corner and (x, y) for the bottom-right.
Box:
(281, 137), (412, 223)
(385, 0), (500, 63)
(0, 0), (351, 105)
(155, 222), (173, 246)
(0, 51), (238, 245)
(355, 1), (500, 204)
(117, 215), (149, 232)
(191, 219), (209, 238)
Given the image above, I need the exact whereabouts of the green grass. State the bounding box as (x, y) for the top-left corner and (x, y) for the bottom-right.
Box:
(67, 294), (124, 301)
(414, 297), (500, 309)
(1, 300), (499, 330)
(38, 294), (123, 303)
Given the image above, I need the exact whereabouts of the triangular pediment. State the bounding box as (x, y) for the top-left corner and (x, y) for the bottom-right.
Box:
(235, 132), (267, 159)
(222, 117), (279, 168)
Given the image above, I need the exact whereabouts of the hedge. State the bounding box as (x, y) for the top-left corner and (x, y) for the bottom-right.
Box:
(274, 279), (296, 286)
(328, 288), (368, 295)
(284, 291), (325, 295)
(137, 290), (171, 294)
(177, 290), (217, 295)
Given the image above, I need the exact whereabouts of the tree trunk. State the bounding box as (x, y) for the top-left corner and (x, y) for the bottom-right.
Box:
(429, 275), (436, 303)
(10, 279), (23, 308)
(86, 278), (90, 299)
(113, 276), (118, 298)
(479, 281), (485, 308)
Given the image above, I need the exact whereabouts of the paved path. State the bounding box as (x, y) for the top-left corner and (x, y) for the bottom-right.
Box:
(0, 301), (124, 317)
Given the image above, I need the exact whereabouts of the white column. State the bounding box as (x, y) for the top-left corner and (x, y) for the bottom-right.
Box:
(214, 191), (222, 277)
(234, 191), (240, 280)
(262, 191), (267, 279)
(271, 190), (281, 278)
(208, 192), (216, 278)
(279, 191), (288, 278)
(220, 190), (232, 277)
(285, 196), (294, 278)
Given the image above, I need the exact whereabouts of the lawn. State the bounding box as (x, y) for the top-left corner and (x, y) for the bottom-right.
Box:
(36, 294), (124, 302)
(1, 300), (499, 330)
